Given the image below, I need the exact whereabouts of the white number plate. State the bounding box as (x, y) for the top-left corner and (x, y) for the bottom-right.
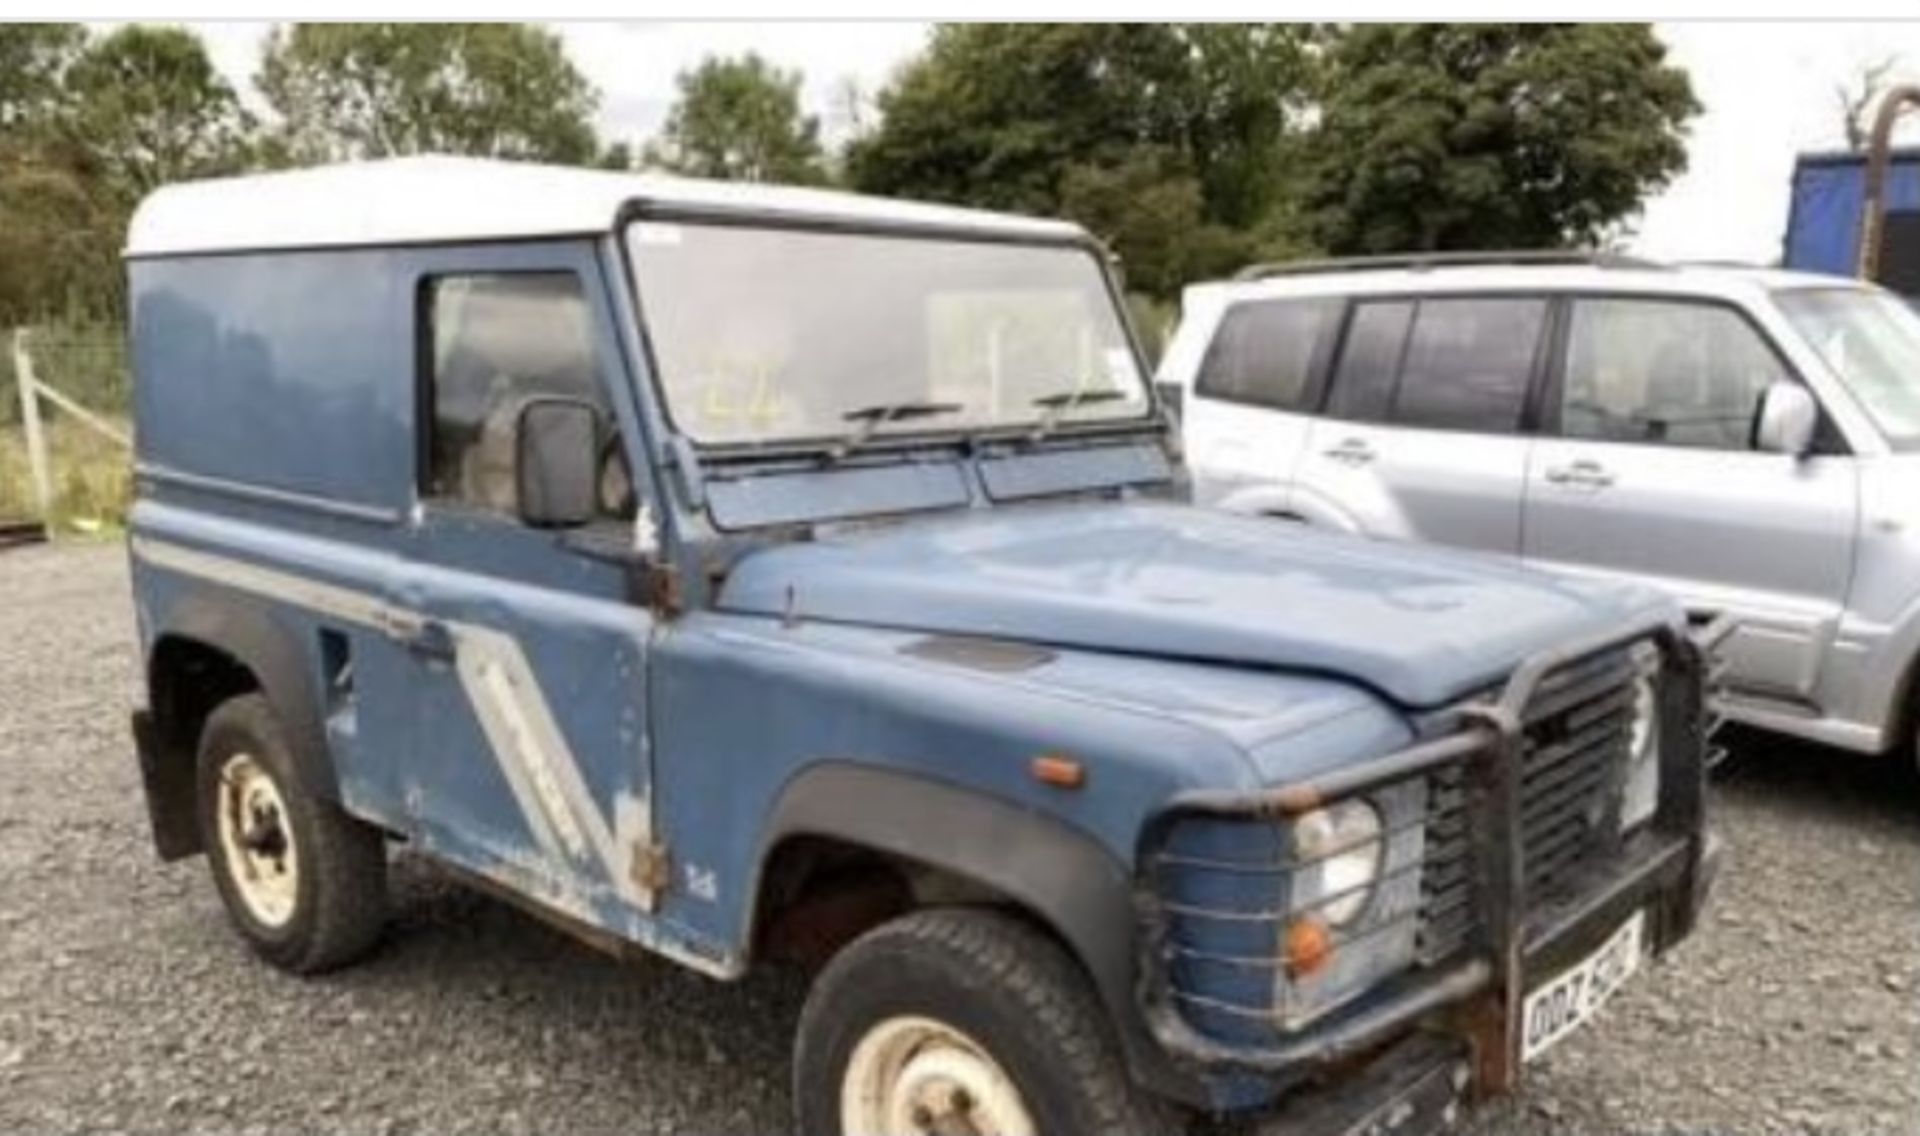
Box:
(1520, 910), (1645, 1064)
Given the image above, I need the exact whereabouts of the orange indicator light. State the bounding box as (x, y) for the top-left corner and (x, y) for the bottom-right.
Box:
(1030, 754), (1086, 790)
(1286, 917), (1334, 977)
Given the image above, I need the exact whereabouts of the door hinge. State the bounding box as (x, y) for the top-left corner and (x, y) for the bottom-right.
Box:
(630, 839), (672, 903)
(640, 562), (681, 615)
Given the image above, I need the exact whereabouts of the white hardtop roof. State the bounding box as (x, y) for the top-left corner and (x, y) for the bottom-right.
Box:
(126, 155), (1086, 257)
(1185, 260), (1865, 310)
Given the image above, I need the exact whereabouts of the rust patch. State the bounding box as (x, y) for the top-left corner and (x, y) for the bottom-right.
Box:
(1452, 993), (1515, 1099)
(629, 839), (671, 897)
(640, 562), (682, 616)
(763, 873), (911, 969)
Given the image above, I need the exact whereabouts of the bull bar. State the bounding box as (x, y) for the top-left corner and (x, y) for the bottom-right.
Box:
(1131, 612), (1727, 1097)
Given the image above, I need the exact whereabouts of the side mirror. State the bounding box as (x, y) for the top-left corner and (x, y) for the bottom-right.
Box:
(1753, 381), (1817, 456)
(516, 397), (601, 528)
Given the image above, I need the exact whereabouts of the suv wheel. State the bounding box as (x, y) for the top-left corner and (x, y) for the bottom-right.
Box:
(196, 693), (387, 973)
(794, 908), (1180, 1136)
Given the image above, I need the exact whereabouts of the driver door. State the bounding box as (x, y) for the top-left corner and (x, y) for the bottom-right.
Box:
(392, 248), (666, 921)
(1523, 296), (1857, 701)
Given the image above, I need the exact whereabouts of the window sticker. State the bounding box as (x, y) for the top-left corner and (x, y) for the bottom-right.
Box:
(1105, 347), (1141, 389)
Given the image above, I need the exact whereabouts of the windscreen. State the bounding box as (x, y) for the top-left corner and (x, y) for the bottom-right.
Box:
(626, 221), (1148, 446)
(1776, 286), (1920, 447)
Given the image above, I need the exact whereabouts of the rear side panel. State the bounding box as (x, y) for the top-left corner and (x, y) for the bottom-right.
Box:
(132, 251), (416, 517)
(128, 239), (719, 974)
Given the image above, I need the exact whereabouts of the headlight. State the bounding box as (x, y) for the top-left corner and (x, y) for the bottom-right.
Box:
(1272, 783), (1426, 1029)
(1620, 646), (1662, 832)
(1289, 799), (1384, 926)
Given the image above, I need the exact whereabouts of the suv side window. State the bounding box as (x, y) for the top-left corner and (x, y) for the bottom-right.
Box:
(1195, 298), (1343, 410)
(1560, 299), (1791, 450)
(423, 273), (628, 518)
(1391, 298), (1547, 432)
(1323, 297), (1545, 433)
(1326, 300), (1413, 420)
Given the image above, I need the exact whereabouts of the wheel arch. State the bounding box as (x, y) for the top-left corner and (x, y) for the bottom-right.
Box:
(749, 762), (1204, 1105)
(142, 592), (341, 859)
(1271, 483), (1368, 534)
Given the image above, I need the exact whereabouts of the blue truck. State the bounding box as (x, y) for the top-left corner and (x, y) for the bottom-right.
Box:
(124, 156), (1717, 1135)
(1785, 146), (1920, 299)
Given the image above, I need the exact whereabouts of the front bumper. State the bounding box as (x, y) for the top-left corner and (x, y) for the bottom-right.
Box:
(1133, 615), (1721, 1124)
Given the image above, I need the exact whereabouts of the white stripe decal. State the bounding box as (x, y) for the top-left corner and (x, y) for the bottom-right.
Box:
(132, 536), (393, 630)
(133, 537), (657, 909)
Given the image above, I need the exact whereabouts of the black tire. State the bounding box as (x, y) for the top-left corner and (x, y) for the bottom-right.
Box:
(794, 907), (1182, 1136)
(195, 693), (387, 974)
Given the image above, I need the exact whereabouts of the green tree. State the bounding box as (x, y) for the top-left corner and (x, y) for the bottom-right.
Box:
(255, 23), (600, 165)
(845, 24), (1317, 296)
(61, 25), (254, 201)
(646, 53), (827, 183)
(1304, 24), (1698, 253)
(0, 160), (122, 323)
(0, 24), (239, 324)
(0, 23), (83, 134)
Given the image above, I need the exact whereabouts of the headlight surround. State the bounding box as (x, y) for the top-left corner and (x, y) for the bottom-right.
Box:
(1272, 780), (1427, 1029)
(1620, 644), (1663, 832)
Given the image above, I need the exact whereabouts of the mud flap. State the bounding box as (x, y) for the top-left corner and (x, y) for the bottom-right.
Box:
(133, 709), (202, 861)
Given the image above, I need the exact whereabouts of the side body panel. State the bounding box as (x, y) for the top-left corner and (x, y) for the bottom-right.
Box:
(128, 239), (717, 971)
(1523, 441), (1858, 703)
(1524, 292), (1862, 717)
(1184, 396), (1313, 517)
(1295, 419), (1530, 554)
(1160, 284), (1315, 518)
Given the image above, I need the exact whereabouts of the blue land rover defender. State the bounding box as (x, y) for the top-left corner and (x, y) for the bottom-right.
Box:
(125, 157), (1717, 1135)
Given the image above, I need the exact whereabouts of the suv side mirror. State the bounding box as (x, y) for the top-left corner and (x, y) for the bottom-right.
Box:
(1753, 381), (1817, 456)
(516, 397), (601, 528)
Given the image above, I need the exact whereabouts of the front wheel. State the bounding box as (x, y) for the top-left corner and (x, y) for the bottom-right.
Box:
(794, 908), (1180, 1136)
(196, 693), (388, 974)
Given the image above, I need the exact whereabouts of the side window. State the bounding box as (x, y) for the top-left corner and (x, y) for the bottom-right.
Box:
(1194, 298), (1342, 411)
(1325, 301), (1414, 421)
(424, 273), (629, 518)
(1560, 299), (1791, 450)
(1390, 298), (1547, 433)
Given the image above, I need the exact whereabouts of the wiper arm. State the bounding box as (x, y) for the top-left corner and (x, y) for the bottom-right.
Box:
(1029, 386), (1130, 441)
(831, 400), (963, 461)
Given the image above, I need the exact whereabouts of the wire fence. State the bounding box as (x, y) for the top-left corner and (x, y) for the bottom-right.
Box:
(1, 323), (132, 532)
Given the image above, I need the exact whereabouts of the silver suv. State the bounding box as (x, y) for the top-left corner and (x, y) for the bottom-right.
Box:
(1160, 251), (1920, 759)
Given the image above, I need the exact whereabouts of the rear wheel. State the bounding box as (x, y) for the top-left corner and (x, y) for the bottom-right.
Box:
(794, 908), (1181, 1136)
(196, 693), (387, 973)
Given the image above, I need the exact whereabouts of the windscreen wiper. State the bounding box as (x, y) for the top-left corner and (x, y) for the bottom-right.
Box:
(831, 400), (963, 461)
(1028, 387), (1130, 441)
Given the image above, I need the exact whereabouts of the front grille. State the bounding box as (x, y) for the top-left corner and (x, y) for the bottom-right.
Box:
(1518, 648), (1636, 900)
(1417, 647), (1639, 965)
(1416, 762), (1473, 964)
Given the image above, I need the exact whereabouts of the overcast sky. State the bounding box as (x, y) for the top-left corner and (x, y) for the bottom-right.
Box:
(183, 21), (1920, 264)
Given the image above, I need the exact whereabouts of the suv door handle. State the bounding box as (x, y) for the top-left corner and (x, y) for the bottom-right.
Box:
(1544, 460), (1615, 489)
(1322, 438), (1376, 466)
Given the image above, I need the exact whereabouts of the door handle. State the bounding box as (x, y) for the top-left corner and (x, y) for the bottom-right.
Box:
(1322, 438), (1376, 466)
(1544, 460), (1615, 489)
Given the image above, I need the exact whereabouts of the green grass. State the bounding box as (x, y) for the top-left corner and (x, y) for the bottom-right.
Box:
(0, 420), (132, 534)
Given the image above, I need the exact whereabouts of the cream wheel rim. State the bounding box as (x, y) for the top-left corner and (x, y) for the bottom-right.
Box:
(840, 1015), (1036, 1136)
(215, 753), (298, 928)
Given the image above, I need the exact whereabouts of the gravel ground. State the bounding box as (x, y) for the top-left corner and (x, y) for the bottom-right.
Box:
(1, 541), (1916, 1135)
